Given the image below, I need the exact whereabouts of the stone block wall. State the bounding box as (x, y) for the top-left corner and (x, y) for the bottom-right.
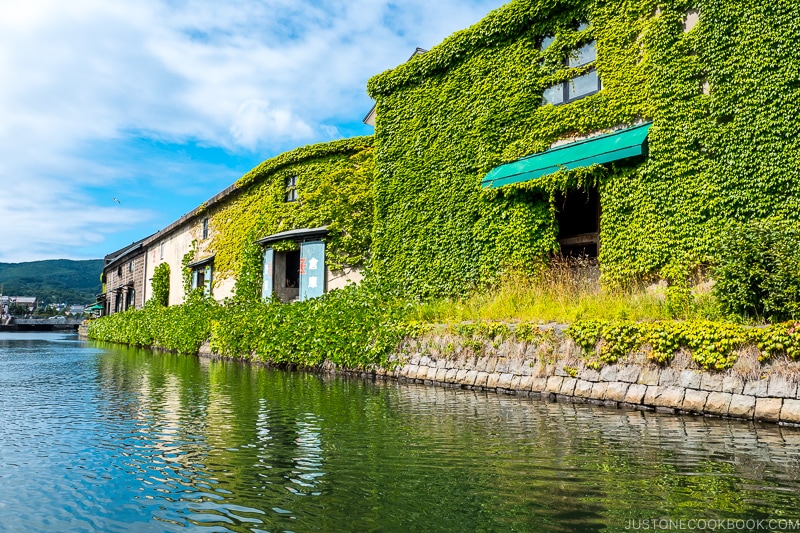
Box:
(333, 329), (800, 426)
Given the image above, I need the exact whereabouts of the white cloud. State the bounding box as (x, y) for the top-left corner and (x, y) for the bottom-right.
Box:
(230, 99), (313, 149)
(0, 175), (156, 262)
(319, 124), (342, 139)
(0, 0), (507, 262)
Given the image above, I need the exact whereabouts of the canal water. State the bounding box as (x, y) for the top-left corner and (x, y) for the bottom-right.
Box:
(2, 332), (800, 532)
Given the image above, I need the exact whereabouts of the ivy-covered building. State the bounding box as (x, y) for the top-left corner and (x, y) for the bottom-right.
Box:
(106, 0), (800, 307)
(366, 0), (800, 297)
(104, 138), (373, 309)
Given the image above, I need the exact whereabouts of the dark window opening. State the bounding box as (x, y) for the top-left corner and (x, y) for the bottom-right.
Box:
(271, 248), (300, 303)
(190, 263), (213, 296)
(555, 187), (600, 257)
(202, 218), (209, 240)
(285, 249), (300, 288)
(114, 290), (124, 313)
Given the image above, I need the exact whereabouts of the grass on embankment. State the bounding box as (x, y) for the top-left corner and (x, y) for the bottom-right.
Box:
(410, 259), (726, 325)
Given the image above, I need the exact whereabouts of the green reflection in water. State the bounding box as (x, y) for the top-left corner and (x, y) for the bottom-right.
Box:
(86, 341), (800, 532)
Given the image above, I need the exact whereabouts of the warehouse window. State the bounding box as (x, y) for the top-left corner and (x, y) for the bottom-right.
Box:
(542, 24), (601, 105)
(285, 176), (298, 202)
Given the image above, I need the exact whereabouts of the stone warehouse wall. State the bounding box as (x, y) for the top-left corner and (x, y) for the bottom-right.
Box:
(335, 328), (800, 426)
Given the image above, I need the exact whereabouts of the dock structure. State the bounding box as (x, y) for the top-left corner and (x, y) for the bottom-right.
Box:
(0, 318), (82, 332)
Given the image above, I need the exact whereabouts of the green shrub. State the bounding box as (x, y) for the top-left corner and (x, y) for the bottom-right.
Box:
(90, 278), (411, 369)
(210, 279), (411, 369)
(713, 219), (800, 321)
(150, 263), (170, 307)
(88, 294), (219, 354)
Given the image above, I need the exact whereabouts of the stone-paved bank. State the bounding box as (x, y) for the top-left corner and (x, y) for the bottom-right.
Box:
(325, 326), (800, 426)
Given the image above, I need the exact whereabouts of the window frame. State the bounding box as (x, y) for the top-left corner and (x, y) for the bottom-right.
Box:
(190, 263), (213, 297)
(285, 176), (298, 203)
(541, 26), (601, 107)
(125, 288), (135, 310)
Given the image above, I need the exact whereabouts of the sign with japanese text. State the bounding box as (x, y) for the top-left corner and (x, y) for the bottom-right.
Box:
(299, 241), (325, 301)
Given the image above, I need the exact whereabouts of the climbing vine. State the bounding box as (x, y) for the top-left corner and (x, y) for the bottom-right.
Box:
(567, 318), (800, 371)
(181, 242), (196, 299)
(231, 232), (264, 303)
(368, 0), (800, 297)
(205, 137), (374, 288)
(150, 263), (170, 307)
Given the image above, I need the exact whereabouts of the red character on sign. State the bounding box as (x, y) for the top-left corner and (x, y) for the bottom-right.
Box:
(299, 258), (307, 275)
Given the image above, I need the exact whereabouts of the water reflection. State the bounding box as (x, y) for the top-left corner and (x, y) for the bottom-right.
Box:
(1, 333), (799, 532)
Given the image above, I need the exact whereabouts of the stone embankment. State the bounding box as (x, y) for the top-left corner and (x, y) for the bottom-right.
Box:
(330, 327), (800, 426)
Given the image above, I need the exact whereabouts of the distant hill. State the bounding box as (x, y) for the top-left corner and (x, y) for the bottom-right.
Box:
(0, 259), (103, 305)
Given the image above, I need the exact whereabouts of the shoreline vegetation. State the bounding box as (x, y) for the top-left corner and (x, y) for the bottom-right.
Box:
(86, 262), (800, 425)
(87, 220), (800, 423)
(87, 254), (800, 380)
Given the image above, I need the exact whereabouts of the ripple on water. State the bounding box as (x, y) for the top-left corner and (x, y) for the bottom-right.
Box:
(2, 335), (800, 531)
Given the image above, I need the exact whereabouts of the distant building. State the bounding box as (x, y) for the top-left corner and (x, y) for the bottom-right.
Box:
(0, 296), (38, 313)
(101, 238), (149, 315)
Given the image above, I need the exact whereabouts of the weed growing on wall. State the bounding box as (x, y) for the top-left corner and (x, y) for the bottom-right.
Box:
(567, 318), (800, 371)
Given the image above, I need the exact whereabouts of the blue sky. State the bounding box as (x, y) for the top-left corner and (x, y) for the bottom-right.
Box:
(0, 0), (507, 263)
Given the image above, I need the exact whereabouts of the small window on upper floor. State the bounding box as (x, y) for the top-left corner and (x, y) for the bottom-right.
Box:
(202, 218), (209, 240)
(285, 176), (298, 202)
(542, 24), (600, 106)
(160, 242), (165, 260)
(128, 260), (134, 273)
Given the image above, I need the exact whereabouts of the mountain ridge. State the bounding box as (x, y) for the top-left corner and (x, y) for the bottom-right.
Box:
(0, 259), (103, 305)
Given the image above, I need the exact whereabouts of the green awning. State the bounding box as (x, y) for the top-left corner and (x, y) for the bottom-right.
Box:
(481, 122), (652, 189)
